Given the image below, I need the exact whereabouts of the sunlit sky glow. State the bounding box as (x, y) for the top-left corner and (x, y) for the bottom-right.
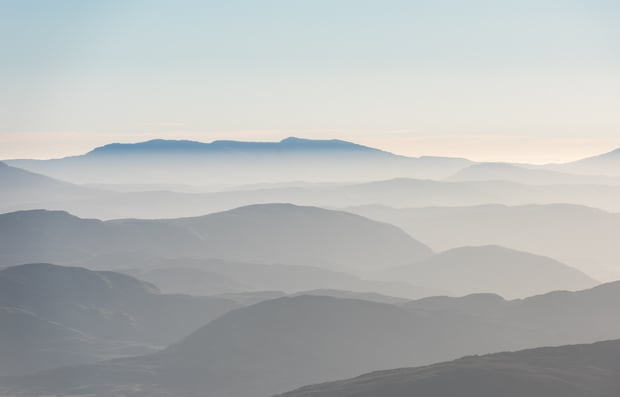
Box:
(1, 0), (619, 163)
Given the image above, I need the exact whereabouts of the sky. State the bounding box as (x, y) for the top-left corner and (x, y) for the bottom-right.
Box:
(1, 0), (619, 163)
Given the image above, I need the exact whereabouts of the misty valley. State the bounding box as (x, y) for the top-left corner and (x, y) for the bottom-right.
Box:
(1, 138), (620, 396)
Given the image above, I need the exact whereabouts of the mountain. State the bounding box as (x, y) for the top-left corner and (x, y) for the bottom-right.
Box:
(0, 205), (433, 275)
(0, 296), (510, 397)
(8, 281), (620, 397)
(85, 137), (386, 156)
(8, 172), (620, 220)
(384, 245), (597, 298)
(348, 203), (620, 280)
(290, 289), (409, 304)
(0, 263), (241, 376)
(163, 203), (433, 273)
(5, 138), (473, 185)
(122, 258), (441, 299)
(550, 147), (620, 176)
(0, 161), (99, 208)
(447, 162), (620, 185)
(276, 339), (620, 397)
(0, 306), (130, 377)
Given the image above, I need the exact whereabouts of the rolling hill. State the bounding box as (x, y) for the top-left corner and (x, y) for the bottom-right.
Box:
(349, 203), (620, 280)
(385, 245), (597, 298)
(0, 204), (433, 275)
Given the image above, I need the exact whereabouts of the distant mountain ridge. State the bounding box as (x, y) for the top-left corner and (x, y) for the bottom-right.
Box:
(86, 137), (388, 156)
(447, 162), (620, 185)
(384, 245), (597, 298)
(4, 137), (473, 185)
(0, 161), (98, 207)
(349, 203), (620, 280)
(551, 147), (620, 176)
(0, 204), (432, 275)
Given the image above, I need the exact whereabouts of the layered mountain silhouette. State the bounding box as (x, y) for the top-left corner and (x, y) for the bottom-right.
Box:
(7, 281), (620, 397)
(0, 204), (432, 275)
(384, 245), (597, 298)
(0, 263), (241, 376)
(349, 203), (620, 280)
(277, 339), (620, 397)
(551, 147), (620, 176)
(447, 162), (620, 185)
(5, 138), (473, 185)
(7, 169), (620, 219)
(122, 258), (440, 299)
(0, 161), (99, 208)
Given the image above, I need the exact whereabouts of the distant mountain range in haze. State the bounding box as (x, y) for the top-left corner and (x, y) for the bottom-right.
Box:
(0, 204), (432, 276)
(4, 137), (620, 187)
(1, 136), (619, 397)
(120, 258), (440, 299)
(85, 137), (387, 156)
(7, 159), (620, 220)
(0, 205), (597, 298)
(4, 137), (473, 185)
(350, 203), (620, 280)
(384, 245), (596, 298)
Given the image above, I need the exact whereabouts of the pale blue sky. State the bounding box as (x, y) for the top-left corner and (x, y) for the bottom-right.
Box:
(1, 0), (619, 161)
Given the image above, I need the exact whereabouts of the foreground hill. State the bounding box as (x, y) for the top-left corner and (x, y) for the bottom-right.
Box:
(349, 203), (620, 280)
(0, 204), (432, 275)
(0, 263), (240, 376)
(6, 137), (473, 185)
(385, 245), (597, 298)
(0, 306), (129, 377)
(277, 339), (620, 397)
(7, 281), (620, 397)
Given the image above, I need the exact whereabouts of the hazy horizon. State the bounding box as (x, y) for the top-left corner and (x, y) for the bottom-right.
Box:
(2, 133), (620, 164)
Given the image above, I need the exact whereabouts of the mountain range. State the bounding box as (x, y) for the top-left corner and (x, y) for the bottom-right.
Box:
(447, 162), (620, 185)
(7, 159), (620, 220)
(5, 137), (473, 185)
(0, 205), (596, 299)
(6, 281), (620, 396)
(0, 204), (432, 276)
(5, 138), (620, 188)
(120, 258), (440, 299)
(349, 203), (620, 280)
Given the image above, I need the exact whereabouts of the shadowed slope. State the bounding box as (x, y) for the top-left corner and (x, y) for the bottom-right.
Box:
(277, 339), (620, 397)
